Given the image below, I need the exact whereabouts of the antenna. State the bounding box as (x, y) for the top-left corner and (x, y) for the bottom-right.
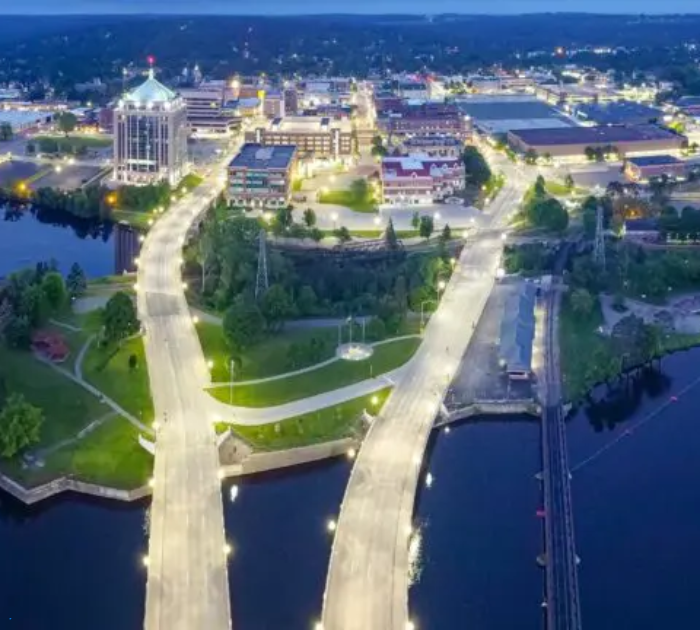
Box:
(255, 229), (269, 301)
(593, 202), (606, 269)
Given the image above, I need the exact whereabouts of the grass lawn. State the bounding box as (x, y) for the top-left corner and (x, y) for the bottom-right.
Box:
(174, 172), (204, 195)
(33, 134), (112, 151)
(318, 189), (377, 213)
(230, 387), (392, 450)
(544, 180), (588, 197)
(111, 209), (152, 231)
(207, 337), (420, 407)
(3, 415), (152, 489)
(0, 345), (108, 448)
(559, 298), (615, 403)
(81, 335), (154, 425)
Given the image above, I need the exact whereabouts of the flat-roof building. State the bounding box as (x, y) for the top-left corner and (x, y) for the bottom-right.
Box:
(508, 125), (686, 160)
(399, 134), (463, 158)
(499, 284), (536, 380)
(228, 143), (297, 209)
(380, 155), (464, 206)
(246, 115), (355, 163)
(572, 101), (663, 127)
(378, 102), (470, 140)
(624, 155), (687, 182)
(179, 82), (239, 135)
(0, 109), (53, 132)
(113, 69), (189, 186)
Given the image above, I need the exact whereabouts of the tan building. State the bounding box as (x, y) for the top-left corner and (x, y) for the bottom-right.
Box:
(508, 125), (686, 160)
(179, 81), (238, 135)
(246, 115), (356, 162)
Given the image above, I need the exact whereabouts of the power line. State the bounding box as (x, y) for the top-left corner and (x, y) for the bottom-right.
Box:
(571, 372), (700, 474)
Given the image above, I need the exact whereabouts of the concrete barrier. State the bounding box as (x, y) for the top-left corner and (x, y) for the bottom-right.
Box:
(437, 399), (540, 426)
(0, 472), (151, 506)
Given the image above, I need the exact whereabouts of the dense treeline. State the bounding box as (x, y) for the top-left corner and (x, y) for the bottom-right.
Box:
(3, 15), (700, 94)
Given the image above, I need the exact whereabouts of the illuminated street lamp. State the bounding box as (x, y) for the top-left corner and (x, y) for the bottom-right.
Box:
(331, 212), (339, 230)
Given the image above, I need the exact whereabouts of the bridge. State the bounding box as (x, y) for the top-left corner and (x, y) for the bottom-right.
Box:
(322, 173), (526, 630)
(138, 163), (234, 630)
(540, 285), (583, 630)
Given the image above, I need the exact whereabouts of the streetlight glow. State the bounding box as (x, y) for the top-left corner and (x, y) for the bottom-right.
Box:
(347, 448), (357, 460)
(327, 519), (337, 533)
(438, 280), (446, 291)
(142, 555), (150, 567)
(371, 395), (378, 406)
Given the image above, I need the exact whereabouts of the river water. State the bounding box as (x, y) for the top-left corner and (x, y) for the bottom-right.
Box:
(1, 215), (700, 628)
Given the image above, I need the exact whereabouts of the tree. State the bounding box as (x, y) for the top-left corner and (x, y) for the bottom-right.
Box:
(55, 111), (78, 136)
(0, 122), (13, 142)
(103, 291), (139, 344)
(128, 353), (139, 371)
(370, 135), (388, 157)
(419, 215), (434, 240)
(385, 218), (399, 250)
(570, 288), (594, 318)
(534, 175), (546, 197)
(334, 226), (352, 244)
(565, 173), (575, 192)
(524, 149), (539, 165)
(297, 285), (318, 316)
(272, 205), (294, 235)
(4, 315), (31, 349)
(461, 146), (492, 188)
(66, 262), (87, 298)
(411, 211), (420, 229)
(41, 271), (67, 311)
(302, 207), (317, 228)
(0, 393), (43, 458)
(439, 223), (452, 244)
(19, 283), (50, 327)
(261, 283), (293, 331)
(222, 298), (266, 359)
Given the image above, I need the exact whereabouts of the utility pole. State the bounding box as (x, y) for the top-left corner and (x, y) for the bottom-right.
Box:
(255, 228), (269, 301)
(593, 202), (606, 270)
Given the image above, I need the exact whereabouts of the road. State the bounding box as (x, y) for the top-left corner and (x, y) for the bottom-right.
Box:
(541, 287), (582, 630)
(138, 161), (233, 630)
(322, 166), (527, 629)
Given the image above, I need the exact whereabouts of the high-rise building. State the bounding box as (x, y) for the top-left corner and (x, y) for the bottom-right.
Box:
(113, 69), (189, 185)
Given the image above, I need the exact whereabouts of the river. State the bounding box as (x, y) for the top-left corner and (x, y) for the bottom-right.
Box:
(0, 204), (138, 279)
(1, 209), (700, 628)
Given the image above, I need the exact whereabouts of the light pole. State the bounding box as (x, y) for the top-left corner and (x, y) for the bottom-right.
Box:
(229, 359), (235, 406)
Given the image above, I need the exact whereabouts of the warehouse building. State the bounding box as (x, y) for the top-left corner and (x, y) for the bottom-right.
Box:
(571, 101), (663, 127)
(508, 125), (686, 161)
(624, 155), (688, 182)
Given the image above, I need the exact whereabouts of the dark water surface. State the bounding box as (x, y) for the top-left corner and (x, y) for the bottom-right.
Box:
(0, 204), (138, 278)
(1, 347), (699, 629)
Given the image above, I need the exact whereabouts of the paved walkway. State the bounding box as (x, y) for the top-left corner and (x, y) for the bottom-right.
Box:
(210, 335), (420, 387)
(208, 364), (408, 426)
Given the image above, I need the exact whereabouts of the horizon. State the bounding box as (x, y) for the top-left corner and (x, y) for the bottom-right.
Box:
(3, 0), (700, 16)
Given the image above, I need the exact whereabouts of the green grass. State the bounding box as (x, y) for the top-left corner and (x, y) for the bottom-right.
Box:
(0, 345), (107, 448)
(230, 387), (392, 450)
(207, 337), (420, 407)
(318, 189), (377, 213)
(81, 335), (154, 425)
(34, 134), (112, 151)
(111, 209), (152, 230)
(175, 173), (204, 195)
(292, 178), (304, 192)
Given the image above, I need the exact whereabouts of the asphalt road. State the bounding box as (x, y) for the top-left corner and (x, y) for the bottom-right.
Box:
(138, 161), (234, 630)
(322, 162), (527, 630)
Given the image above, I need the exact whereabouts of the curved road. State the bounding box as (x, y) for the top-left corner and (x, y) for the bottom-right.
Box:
(138, 161), (234, 630)
(322, 171), (527, 629)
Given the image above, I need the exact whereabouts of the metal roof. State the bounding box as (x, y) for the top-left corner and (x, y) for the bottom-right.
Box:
(509, 124), (681, 147)
(499, 284), (536, 374)
(626, 154), (682, 167)
(124, 70), (178, 104)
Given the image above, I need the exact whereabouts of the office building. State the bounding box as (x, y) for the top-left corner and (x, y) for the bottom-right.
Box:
(227, 143), (297, 209)
(380, 155), (465, 205)
(378, 102), (471, 140)
(246, 115), (356, 163)
(179, 81), (238, 135)
(400, 134), (464, 158)
(113, 69), (189, 185)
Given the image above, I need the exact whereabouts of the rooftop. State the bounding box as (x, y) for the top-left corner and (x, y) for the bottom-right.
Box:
(124, 70), (178, 104)
(509, 124), (683, 146)
(381, 155), (461, 179)
(626, 154), (683, 167)
(230, 143), (297, 170)
(267, 115), (352, 133)
(499, 284), (536, 374)
(573, 100), (662, 126)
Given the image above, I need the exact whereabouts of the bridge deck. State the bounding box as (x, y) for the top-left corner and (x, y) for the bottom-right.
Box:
(139, 181), (232, 630)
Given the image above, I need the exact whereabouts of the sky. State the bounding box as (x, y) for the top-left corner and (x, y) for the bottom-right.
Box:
(3, 0), (700, 15)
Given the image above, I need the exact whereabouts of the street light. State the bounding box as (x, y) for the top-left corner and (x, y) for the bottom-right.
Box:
(331, 212), (338, 229)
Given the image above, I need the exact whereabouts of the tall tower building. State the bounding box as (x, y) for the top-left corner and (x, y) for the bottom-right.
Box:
(113, 68), (189, 186)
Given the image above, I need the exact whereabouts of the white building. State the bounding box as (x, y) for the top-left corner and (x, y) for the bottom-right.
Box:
(380, 155), (465, 206)
(113, 69), (189, 185)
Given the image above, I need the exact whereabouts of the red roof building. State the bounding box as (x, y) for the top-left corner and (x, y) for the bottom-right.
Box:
(380, 156), (465, 206)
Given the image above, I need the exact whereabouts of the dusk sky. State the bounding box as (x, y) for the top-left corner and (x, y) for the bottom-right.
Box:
(3, 0), (700, 14)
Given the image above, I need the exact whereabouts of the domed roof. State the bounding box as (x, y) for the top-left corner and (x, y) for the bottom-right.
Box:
(124, 70), (177, 104)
